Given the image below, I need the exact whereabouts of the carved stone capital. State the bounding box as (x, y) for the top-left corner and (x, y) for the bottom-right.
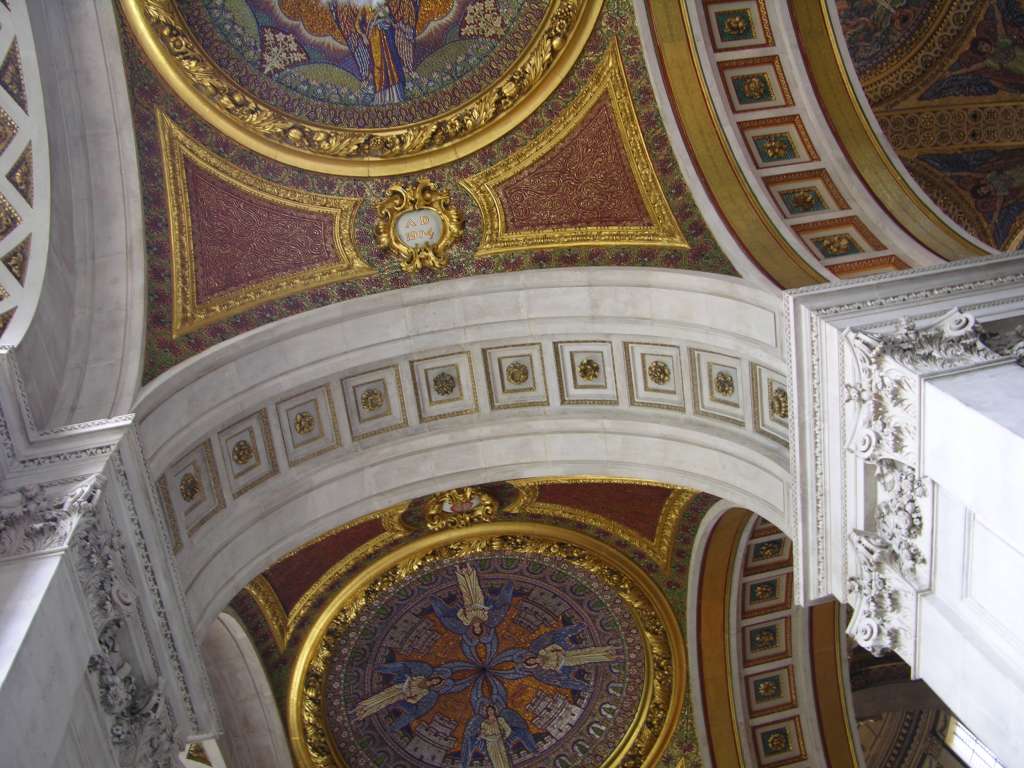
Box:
(0, 475), (106, 560)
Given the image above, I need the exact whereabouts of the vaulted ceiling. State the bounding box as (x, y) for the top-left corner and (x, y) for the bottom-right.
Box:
(117, 0), (1015, 384)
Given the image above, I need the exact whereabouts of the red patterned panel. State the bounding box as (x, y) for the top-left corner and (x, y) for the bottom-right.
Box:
(535, 481), (671, 542)
(265, 517), (384, 613)
(496, 96), (651, 231)
(184, 157), (340, 303)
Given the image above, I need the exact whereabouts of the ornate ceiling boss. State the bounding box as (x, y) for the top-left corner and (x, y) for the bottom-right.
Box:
(121, 0), (602, 175)
(287, 522), (685, 768)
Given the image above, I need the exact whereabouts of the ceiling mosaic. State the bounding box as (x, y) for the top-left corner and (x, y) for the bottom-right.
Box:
(229, 479), (720, 767)
(119, 0), (735, 382)
(838, 0), (1024, 251)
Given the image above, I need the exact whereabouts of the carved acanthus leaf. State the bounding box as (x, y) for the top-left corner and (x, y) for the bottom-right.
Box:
(846, 531), (909, 657)
(0, 475), (106, 559)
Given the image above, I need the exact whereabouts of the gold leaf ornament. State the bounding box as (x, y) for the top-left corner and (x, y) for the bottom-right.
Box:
(375, 179), (463, 272)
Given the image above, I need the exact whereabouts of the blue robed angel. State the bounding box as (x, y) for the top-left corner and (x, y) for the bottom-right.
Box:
(460, 686), (537, 768)
(431, 564), (514, 661)
(493, 624), (618, 692)
(353, 659), (473, 729)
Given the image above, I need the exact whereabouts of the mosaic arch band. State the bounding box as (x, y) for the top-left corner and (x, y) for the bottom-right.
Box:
(288, 524), (684, 768)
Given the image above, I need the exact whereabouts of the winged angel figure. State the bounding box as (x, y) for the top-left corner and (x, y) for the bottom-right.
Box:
(432, 564), (513, 660)
(494, 624), (619, 692)
(353, 659), (473, 730)
(278, 0), (455, 105)
(460, 686), (537, 768)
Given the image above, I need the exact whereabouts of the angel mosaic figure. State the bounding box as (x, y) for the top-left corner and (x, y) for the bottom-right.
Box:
(495, 624), (619, 693)
(460, 688), (537, 768)
(353, 659), (472, 728)
(431, 564), (514, 660)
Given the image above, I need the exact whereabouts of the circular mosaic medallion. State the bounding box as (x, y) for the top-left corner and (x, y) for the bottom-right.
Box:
(291, 528), (682, 768)
(126, 0), (600, 174)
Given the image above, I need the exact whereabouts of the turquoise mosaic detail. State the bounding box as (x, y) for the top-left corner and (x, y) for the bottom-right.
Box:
(761, 726), (791, 756)
(749, 578), (778, 602)
(810, 233), (863, 259)
(750, 625), (778, 651)
(780, 186), (827, 215)
(752, 673), (783, 703)
(732, 72), (773, 105)
(715, 9), (755, 42)
(753, 132), (796, 163)
(752, 538), (783, 560)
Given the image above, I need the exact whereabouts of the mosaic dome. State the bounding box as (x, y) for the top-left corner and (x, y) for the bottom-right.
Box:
(180, 0), (546, 129)
(127, 0), (600, 172)
(290, 529), (681, 768)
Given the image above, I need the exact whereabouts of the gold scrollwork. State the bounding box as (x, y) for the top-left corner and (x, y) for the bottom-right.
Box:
(375, 179), (463, 272)
(121, 0), (602, 176)
(286, 523), (685, 768)
(423, 486), (498, 531)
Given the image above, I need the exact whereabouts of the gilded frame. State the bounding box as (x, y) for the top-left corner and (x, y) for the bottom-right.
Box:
(375, 179), (463, 272)
(462, 40), (689, 256)
(286, 522), (686, 768)
(123, 0), (603, 176)
(158, 111), (373, 337)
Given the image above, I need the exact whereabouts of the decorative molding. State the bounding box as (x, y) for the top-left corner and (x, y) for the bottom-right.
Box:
(374, 179), (463, 273)
(842, 309), (1012, 655)
(72, 476), (178, 768)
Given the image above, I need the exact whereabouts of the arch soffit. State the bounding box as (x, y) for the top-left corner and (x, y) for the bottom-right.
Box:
(141, 267), (794, 632)
(18, 0), (145, 425)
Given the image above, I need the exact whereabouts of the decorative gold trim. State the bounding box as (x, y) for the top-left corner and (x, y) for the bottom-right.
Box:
(462, 40), (688, 256)
(696, 508), (752, 768)
(826, 254), (908, 278)
(244, 574), (288, 652)
(278, 386), (343, 468)
(375, 179), (462, 272)
(809, 601), (860, 768)
(285, 523), (686, 768)
(157, 111), (373, 337)
(791, 215), (886, 252)
(283, 506), (407, 641)
(481, 343), (550, 410)
(789, 0), (989, 260)
(424, 487), (498, 531)
(508, 479), (695, 571)
(123, 0), (601, 176)
(645, 0), (822, 287)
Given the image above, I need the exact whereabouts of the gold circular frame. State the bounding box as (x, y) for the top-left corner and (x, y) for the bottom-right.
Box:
(121, 0), (603, 176)
(286, 522), (686, 768)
